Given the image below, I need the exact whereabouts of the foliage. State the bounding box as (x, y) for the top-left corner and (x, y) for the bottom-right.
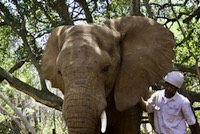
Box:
(0, 118), (18, 134)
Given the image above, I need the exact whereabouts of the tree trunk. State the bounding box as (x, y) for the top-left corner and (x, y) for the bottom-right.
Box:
(130, 0), (141, 16)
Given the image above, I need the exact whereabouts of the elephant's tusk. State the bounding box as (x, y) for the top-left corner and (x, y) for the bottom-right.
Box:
(100, 110), (107, 133)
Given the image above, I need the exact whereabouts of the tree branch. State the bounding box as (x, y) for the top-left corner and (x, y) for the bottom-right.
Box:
(0, 60), (26, 83)
(174, 63), (197, 74)
(183, 7), (200, 23)
(0, 91), (35, 133)
(0, 67), (63, 111)
(32, 0), (56, 26)
(77, 0), (93, 23)
(188, 90), (200, 104)
(143, 0), (154, 18)
(50, 0), (73, 25)
(8, 60), (26, 73)
(130, 0), (143, 16)
(1, 1), (56, 97)
(0, 21), (7, 27)
(0, 104), (24, 131)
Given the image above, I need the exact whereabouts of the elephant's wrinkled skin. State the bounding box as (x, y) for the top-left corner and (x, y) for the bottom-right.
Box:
(41, 16), (175, 134)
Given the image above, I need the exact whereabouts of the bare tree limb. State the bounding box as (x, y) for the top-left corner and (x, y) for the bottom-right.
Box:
(50, 0), (73, 25)
(0, 104), (24, 131)
(8, 60), (26, 74)
(76, 0), (93, 23)
(0, 91), (35, 133)
(143, 0), (154, 18)
(0, 60), (26, 83)
(174, 63), (197, 74)
(1, 1), (49, 92)
(32, 0), (56, 26)
(130, 0), (143, 16)
(0, 21), (7, 27)
(183, 7), (200, 23)
(188, 90), (200, 104)
(0, 67), (63, 111)
(195, 58), (200, 85)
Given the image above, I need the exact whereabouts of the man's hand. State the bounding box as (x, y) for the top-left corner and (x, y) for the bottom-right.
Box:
(189, 121), (200, 134)
(139, 97), (147, 112)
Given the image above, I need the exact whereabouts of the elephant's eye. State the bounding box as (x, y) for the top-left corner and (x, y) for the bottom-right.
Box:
(102, 64), (110, 74)
(58, 70), (62, 76)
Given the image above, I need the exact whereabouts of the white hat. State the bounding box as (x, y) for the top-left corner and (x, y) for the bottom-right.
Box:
(164, 71), (184, 88)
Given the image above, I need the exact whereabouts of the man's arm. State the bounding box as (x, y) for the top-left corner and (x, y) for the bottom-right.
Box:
(181, 98), (200, 134)
(139, 97), (147, 112)
(189, 121), (200, 134)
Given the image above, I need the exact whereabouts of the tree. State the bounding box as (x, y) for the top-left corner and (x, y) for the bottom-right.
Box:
(0, 0), (199, 132)
(0, 91), (35, 133)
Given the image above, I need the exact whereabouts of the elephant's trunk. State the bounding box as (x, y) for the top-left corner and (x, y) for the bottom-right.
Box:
(62, 69), (107, 134)
(63, 91), (98, 133)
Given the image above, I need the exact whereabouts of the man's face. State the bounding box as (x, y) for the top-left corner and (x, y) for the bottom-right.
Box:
(164, 82), (178, 98)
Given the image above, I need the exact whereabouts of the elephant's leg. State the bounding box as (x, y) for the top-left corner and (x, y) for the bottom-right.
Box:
(106, 102), (142, 134)
(119, 104), (142, 134)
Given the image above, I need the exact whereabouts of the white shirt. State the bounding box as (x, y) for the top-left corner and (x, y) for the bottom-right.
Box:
(146, 90), (196, 134)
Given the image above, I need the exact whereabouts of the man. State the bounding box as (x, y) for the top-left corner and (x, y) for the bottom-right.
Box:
(140, 71), (198, 134)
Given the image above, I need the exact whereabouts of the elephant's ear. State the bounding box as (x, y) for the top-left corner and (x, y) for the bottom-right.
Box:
(41, 26), (71, 93)
(105, 16), (175, 111)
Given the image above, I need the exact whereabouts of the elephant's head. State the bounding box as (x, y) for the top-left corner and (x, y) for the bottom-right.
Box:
(41, 16), (175, 133)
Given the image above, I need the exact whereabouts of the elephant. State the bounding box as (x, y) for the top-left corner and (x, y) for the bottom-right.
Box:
(41, 16), (175, 134)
